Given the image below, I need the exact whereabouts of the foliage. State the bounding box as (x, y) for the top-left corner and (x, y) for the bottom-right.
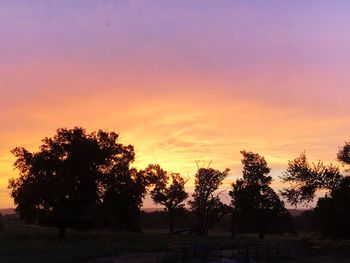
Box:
(142, 164), (188, 233)
(8, 127), (146, 235)
(231, 151), (293, 239)
(337, 141), (350, 168)
(280, 152), (342, 206)
(281, 145), (350, 238)
(314, 177), (350, 238)
(189, 165), (230, 236)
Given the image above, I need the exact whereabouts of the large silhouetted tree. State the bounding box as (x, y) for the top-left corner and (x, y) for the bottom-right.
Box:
(280, 150), (350, 238)
(143, 164), (188, 233)
(8, 127), (146, 235)
(230, 151), (292, 239)
(189, 164), (230, 236)
(101, 167), (148, 232)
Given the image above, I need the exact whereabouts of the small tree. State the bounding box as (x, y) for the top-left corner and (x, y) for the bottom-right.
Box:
(231, 151), (292, 239)
(144, 164), (188, 233)
(189, 164), (230, 236)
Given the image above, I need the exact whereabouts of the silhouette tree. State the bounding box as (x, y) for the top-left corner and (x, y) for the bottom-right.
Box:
(280, 150), (350, 238)
(101, 166), (148, 232)
(314, 177), (350, 238)
(143, 164), (188, 233)
(230, 151), (292, 239)
(8, 127), (145, 235)
(189, 163), (230, 236)
(280, 152), (342, 206)
(337, 141), (350, 169)
(314, 142), (350, 238)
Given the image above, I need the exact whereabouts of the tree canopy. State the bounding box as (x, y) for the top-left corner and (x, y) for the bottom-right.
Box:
(230, 151), (293, 239)
(280, 152), (342, 206)
(8, 127), (146, 235)
(281, 146), (350, 238)
(314, 177), (350, 238)
(189, 165), (230, 236)
(337, 141), (350, 167)
(143, 164), (188, 233)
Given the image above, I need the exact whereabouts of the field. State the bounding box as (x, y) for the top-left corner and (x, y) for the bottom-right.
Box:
(0, 220), (349, 262)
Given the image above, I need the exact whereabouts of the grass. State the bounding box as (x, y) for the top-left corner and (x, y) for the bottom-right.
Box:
(0, 220), (349, 262)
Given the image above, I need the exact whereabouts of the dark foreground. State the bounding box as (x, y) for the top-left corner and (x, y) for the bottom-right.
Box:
(0, 221), (349, 263)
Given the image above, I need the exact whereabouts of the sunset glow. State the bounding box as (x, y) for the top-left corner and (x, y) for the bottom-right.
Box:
(1, 1), (350, 208)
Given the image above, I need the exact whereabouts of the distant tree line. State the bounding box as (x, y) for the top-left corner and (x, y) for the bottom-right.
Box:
(6, 127), (350, 239)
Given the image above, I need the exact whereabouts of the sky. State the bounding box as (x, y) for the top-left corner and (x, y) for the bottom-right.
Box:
(1, 0), (350, 208)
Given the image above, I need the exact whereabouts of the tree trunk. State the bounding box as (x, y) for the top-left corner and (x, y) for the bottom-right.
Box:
(258, 231), (264, 239)
(231, 214), (236, 238)
(197, 210), (206, 236)
(169, 210), (174, 234)
(59, 227), (66, 237)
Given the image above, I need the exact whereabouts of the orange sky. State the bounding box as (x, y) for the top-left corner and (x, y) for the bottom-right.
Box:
(1, 1), (350, 208)
(1, 69), (348, 208)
